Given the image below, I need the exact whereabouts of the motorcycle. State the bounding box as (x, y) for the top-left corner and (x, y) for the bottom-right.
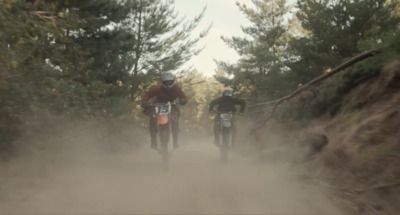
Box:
(214, 111), (235, 163)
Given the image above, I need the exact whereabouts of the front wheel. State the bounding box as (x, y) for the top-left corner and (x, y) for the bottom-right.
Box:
(220, 128), (231, 163)
(159, 124), (170, 171)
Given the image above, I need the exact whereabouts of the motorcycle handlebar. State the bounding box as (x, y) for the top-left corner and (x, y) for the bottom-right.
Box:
(209, 111), (244, 115)
(142, 100), (178, 108)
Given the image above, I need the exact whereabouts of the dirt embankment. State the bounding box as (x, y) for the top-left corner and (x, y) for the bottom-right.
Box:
(253, 60), (400, 214)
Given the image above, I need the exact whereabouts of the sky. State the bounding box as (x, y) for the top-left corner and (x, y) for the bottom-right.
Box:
(174, 0), (252, 77)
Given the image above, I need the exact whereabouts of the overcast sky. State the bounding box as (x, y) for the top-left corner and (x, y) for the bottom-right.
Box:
(174, 0), (252, 77)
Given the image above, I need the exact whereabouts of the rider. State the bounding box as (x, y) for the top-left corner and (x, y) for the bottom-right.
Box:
(209, 88), (246, 145)
(141, 72), (187, 150)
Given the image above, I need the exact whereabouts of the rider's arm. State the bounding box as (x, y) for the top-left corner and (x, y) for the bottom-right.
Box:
(141, 86), (158, 104)
(176, 86), (188, 105)
(209, 98), (219, 112)
(235, 98), (246, 113)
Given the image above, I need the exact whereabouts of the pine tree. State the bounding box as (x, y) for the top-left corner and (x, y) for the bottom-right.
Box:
(0, 0), (87, 147)
(122, 0), (210, 100)
(215, 0), (294, 100)
(288, 0), (400, 84)
(0, 0), (210, 150)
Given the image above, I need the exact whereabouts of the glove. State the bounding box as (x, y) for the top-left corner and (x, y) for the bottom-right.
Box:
(179, 98), (187, 105)
(141, 102), (150, 108)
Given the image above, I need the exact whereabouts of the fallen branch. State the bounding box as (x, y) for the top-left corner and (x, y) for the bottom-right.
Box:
(246, 106), (274, 114)
(250, 49), (380, 133)
(248, 99), (280, 108)
(182, 80), (206, 87)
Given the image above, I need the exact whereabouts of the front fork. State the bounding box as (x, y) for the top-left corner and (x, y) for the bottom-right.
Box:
(219, 120), (232, 148)
(156, 119), (172, 149)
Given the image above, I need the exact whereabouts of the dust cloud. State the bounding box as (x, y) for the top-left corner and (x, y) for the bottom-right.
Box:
(0, 124), (344, 215)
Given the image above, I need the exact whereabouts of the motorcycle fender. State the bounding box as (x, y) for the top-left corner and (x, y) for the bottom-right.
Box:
(157, 115), (169, 125)
(222, 121), (232, 127)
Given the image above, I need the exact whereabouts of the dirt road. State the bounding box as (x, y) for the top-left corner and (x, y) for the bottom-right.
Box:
(0, 141), (344, 214)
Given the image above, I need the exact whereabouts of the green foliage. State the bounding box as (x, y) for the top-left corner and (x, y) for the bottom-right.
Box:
(279, 0), (400, 120)
(0, 0), (208, 151)
(123, 0), (210, 99)
(283, 34), (400, 121)
(216, 0), (399, 122)
(215, 0), (295, 101)
(288, 0), (400, 83)
(283, 84), (342, 120)
(179, 70), (224, 134)
(1, 0), (81, 149)
(381, 145), (399, 157)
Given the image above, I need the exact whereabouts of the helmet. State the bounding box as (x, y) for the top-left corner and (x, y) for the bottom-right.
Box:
(161, 72), (175, 88)
(222, 89), (233, 97)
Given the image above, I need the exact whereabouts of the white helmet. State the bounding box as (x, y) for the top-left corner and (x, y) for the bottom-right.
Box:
(161, 72), (175, 88)
(222, 88), (233, 97)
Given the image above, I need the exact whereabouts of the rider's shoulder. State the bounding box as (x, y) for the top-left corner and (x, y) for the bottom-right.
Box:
(145, 84), (162, 94)
(152, 84), (163, 90)
(214, 96), (223, 102)
(174, 84), (182, 89)
(173, 85), (184, 91)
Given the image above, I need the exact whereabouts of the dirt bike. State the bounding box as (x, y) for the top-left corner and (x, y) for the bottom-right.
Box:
(213, 111), (235, 163)
(151, 102), (176, 171)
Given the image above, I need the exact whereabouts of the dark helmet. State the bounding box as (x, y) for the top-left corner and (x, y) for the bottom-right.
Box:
(222, 89), (233, 97)
(161, 72), (175, 88)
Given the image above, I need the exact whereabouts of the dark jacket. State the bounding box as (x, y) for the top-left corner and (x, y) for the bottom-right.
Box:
(141, 84), (187, 116)
(141, 84), (187, 104)
(209, 96), (246, 113)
